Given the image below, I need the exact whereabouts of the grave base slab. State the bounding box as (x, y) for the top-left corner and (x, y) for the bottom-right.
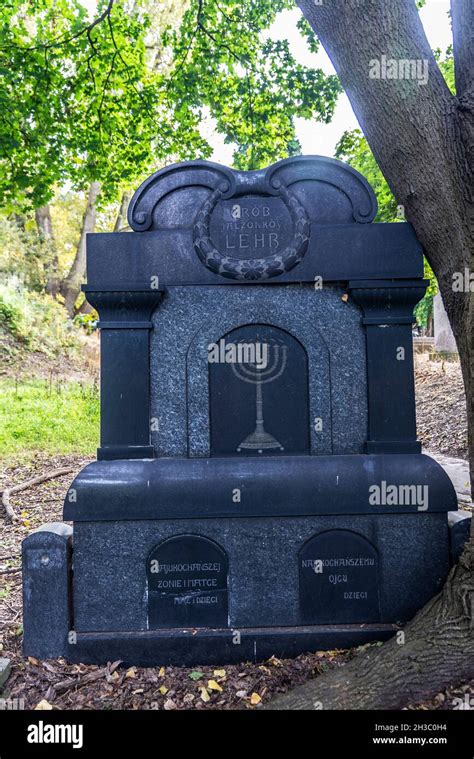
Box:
(67, 625), (399, 667)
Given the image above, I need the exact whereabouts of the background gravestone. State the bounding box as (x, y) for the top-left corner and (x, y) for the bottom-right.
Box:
(22, 155), (460, 665)
(434, 292), (458, 355)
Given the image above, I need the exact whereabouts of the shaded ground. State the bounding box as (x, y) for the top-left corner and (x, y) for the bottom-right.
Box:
(415, 354), (468, 460)
(0, 356), (472, 710)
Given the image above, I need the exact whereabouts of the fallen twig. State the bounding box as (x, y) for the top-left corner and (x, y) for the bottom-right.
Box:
(1, 467), (75, 523)
(53, 673), (102, 693)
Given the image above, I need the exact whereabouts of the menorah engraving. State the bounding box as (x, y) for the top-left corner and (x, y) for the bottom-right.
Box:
(231, 341), (288, 453)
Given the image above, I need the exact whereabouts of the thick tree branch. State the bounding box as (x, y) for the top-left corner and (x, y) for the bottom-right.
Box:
(35, 205), (60, 296)
(266, 541), (474, 709)
(60, 181), (101, 316)
(451, 0), (474, 100)
(296, 1), (458, 258)
(296, 0), (472, 345)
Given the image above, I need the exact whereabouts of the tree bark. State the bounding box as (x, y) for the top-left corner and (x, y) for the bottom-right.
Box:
(35, 204), (60, 297)
(60, 182), (101, 316)
(267, 0), (474, 709)
(14, 214), (26, 232)
(75, 298), (94, 316)
(113, 191), (131, 232)
(267, 552), (474, 709)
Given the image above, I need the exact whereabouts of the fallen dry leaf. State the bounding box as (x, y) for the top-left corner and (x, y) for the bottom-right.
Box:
(207, 679), (223, 692)
(34, 699), (53, 710)
(199, 686), (211, 703)
(267, 656), (282, 667)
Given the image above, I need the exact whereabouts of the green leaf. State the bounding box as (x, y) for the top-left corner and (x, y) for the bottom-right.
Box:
(189, 670), (204, 681)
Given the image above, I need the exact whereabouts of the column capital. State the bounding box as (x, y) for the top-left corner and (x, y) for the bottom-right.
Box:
(348, 279), (428, 325)
(82, 286), (164, 329)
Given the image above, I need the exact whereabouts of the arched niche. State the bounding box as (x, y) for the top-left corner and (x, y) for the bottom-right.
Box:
(150, 286), (368, 457)
(299, 529), (380, 624)
(147, 535), (229, 629)
(208, 323), (310, 456)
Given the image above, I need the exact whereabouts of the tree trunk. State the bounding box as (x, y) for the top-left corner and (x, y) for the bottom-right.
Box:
(14, 214), (26, 232)
(35, 204), (60, 296)
(60, 182), (101, 316)
(267, 552), (474, 709)
(75, 298), (94, 316)
(267, 0), (474, 709)
(113, 191), (131, 232)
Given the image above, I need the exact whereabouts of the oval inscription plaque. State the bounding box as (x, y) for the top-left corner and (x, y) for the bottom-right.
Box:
(299, 530), (381, 624)
(147, 535), (229, 629)
(193, 185), (310, 280)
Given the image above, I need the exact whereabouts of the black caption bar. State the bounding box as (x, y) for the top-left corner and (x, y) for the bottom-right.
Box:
(0, 709), (472, 758)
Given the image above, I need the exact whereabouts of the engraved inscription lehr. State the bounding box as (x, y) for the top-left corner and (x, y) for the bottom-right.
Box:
(210, 197), (291, 260)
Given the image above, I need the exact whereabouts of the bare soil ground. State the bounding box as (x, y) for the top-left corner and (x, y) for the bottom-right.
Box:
(415, 353), (468, 460)
(0, 356), (471, 710)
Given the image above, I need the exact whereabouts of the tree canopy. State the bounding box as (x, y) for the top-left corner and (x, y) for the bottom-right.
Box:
(0, 0), (341, 211)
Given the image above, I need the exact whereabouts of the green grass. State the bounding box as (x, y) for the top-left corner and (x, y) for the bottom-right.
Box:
(0, 378), (100, 458)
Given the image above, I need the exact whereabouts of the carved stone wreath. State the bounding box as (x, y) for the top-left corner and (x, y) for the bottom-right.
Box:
(193, 184), (310, 281)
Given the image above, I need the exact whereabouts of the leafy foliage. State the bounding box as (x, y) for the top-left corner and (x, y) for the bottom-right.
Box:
(163, 0), (341, 169)
(0, 277), (78, 355)
(434, 45), (455, 94)
(0, 218), (45, 290)
(335, 130), (399, 224)
(0, 0), (341, 209)
(0, 0), (207, 209)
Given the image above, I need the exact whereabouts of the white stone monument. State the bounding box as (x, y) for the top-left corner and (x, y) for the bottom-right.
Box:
(434, 292), (458, 354)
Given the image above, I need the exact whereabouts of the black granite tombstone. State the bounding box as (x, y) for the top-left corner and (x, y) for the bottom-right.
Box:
(22, 155), (462, 665)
